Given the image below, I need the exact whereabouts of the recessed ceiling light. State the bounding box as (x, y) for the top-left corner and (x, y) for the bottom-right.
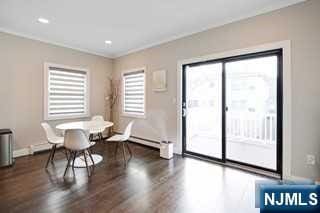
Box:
(105, 40), (112, 45)
(38, 17), (49, 24)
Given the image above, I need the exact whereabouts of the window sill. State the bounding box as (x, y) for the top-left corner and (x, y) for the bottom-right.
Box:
(121, 113), (146, 119)
(44, 113), (90, 121)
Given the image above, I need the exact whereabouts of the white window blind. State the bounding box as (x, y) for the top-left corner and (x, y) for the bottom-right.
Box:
(123, 70), (145, 116)
(45, 64), (89, 120)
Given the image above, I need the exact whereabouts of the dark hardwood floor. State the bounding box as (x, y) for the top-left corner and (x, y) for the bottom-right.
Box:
(0, 142), (267, 213)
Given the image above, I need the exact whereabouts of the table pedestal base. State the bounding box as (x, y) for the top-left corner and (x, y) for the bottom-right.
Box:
(72, 154), (103, 168)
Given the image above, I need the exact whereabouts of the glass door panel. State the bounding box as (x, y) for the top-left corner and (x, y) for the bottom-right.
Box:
(184, 63), (223, 159)
(225, 56), (278, 170)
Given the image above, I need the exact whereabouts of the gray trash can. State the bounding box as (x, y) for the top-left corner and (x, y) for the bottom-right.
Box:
(0, 129), (14, 167)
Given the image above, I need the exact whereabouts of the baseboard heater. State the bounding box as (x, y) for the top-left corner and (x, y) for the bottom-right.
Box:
(114, 132), (160, 149)
(13, 134), (160, 158)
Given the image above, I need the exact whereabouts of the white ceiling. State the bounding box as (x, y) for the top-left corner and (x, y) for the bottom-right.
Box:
(0, 0), (305, 58)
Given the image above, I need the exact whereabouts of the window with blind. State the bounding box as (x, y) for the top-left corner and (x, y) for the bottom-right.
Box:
(122, 69), (146, 117)
(44, 63), (90, 120)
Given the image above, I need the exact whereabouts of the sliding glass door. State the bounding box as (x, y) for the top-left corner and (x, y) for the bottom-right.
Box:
(183, 63), (223, 160)
(182, 49), (282, 174)
(225, 55), (279, 171)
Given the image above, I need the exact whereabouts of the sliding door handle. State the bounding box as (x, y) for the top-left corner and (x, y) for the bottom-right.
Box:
(182, 108), (187, 117)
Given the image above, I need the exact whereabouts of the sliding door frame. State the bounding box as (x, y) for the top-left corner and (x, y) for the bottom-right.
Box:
(182, 49), (283, 176)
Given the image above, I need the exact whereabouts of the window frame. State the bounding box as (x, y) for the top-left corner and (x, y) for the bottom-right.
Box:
(44, 62), (90, 121)
(121, 67), (146, 119)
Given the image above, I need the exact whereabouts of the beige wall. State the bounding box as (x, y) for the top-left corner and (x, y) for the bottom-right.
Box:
(113, 0), (320, 179)
(0, 32), (113, 150)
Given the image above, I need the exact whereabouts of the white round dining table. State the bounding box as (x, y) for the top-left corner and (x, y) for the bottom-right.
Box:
(56, 120), (113, 168)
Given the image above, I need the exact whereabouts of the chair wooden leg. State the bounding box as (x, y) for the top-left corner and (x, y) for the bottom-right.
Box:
(63, 150), (73, 177)
(87, 149), (95, 166)
(45, 145), (54, 168)
(51, 144), (57, 163)
(83, 151), (91, 177)
(64, 148), (69, 160)
(121, 142), (126, 165)
(72, 151), (77, 173)
(125, 142), (132, 158)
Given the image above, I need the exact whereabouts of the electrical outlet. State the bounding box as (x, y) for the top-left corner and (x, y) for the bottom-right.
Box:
(307, 154), (316, 165)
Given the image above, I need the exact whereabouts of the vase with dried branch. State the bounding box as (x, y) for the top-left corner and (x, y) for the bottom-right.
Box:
(107, 77), (121, 135)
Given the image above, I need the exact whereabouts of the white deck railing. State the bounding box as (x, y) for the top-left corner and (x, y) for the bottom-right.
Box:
(227, 112), (277, 144)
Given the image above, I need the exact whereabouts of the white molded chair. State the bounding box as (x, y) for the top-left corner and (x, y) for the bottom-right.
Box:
(41, 122), (64, 168)
(89, 115), (105, 141)
(107, 121), (134, 164)
(63, 129), (94, 177)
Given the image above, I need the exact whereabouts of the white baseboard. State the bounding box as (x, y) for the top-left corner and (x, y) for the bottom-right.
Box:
(13, 141), (62, 158)
(13, 148), (30, 158)
(29, 143), (52, 154)
(287, 175), (312, 182)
